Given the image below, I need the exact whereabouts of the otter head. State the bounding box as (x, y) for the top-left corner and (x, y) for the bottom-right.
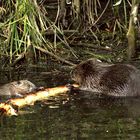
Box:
(10, 80), (36, 96)
(71, 58), (102, 85)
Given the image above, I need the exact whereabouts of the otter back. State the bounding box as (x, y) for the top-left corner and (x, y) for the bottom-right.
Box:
(72, 59), (140, 97)
(0, 80), (36, 97)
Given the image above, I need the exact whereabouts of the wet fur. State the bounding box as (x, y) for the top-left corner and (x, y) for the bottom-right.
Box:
(0, 80), (36, 97)
(72, 59), (140, 97)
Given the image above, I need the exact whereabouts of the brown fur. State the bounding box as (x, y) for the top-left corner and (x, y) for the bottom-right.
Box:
(0, 80), (36, 97)
(72, 58), (140, 97)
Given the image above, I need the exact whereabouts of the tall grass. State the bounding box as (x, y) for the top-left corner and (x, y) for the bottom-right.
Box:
(0, 0), (133, 65)
(0, 0), (49, 63)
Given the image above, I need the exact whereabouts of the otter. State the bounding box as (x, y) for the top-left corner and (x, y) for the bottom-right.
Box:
(0, 80), (36, 97)
(72, 58), (140, 97)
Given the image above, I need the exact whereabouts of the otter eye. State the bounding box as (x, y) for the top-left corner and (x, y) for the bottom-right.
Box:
(16, 81), (23, 86)
(17, 81), (21, 85)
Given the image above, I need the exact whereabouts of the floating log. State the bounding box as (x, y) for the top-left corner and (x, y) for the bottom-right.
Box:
(0, 103), (18, 116)
(0, 84), (79, 116)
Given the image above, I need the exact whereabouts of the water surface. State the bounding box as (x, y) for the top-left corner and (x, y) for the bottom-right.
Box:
(0, 65), (140, 140)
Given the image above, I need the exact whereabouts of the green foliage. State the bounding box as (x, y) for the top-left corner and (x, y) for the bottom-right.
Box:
(0, 0), (49, 63)
(0, 0), (135, 64)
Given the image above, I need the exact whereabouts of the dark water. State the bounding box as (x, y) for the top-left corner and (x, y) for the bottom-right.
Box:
(0, 65), (140, 140)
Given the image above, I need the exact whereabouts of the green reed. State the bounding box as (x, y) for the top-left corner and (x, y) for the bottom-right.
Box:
(0, 0), (50, 63)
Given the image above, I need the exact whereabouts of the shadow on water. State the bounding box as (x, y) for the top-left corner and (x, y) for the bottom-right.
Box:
(0, 65), (140, 139)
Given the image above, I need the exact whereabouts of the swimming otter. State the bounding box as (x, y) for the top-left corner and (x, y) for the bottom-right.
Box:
(0, 80), (36, 97)
(72, 58), (140, 97)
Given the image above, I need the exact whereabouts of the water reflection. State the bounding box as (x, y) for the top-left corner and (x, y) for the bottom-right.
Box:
(0, 95), (140, 140)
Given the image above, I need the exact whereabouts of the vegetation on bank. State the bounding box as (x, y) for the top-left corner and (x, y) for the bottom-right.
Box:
(0, 0), (139, 67)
